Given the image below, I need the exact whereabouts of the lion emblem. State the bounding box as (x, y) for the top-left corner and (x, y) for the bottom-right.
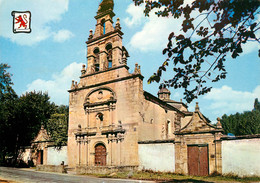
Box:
(15, 15), (28, 29)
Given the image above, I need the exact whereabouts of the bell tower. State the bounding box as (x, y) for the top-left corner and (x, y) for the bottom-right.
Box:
(85, 0), (128, 74)
(68, 0), (143, 168)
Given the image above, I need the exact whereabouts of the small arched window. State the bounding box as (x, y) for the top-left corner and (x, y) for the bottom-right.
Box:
(166, 120), (171, 139)
(96, 113), (103, 121)
(101, 19), (106, 35)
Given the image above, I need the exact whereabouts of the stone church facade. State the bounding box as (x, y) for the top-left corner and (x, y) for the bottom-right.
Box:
(68, 0), (223, 175)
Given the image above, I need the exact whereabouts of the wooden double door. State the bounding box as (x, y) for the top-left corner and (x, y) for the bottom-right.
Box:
(188, 145), (209, 176)
(95, 144), (106, 166)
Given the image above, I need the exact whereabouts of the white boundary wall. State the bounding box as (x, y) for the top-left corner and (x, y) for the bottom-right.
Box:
(138, 143), (175, 172)
(47, 146), (67, 165)
(222, 138), (260, 177)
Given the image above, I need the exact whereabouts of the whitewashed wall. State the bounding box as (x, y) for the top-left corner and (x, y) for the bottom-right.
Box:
(47, 146), (67, 165)
(222, 138), (260, 177)
(138, 143), (175, 172)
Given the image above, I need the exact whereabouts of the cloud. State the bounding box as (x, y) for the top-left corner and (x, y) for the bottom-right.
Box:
(129, 14), (183, 52)
(125, 3), (184, 52)
(124, 3), (145, 27)
(25, 62), (83, 105)
(203, 85), (260, 118)
(0, 0), (69, 46)
(53, 29), (74, 43)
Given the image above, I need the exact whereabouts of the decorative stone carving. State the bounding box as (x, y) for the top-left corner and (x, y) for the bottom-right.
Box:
(71, 80), (75, 89)
(81, 64), (86, 75)
(134, 63), (141, 74)
(115, 18), (121, 30)
(122, 51), (127, 64)
(88, 29), (93, 40)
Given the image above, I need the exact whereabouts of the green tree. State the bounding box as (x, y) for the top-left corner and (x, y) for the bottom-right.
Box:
(16, 91), (56, 147)
(221, 98), (260, 135)
(133, 0), (260, 103)
(46, 105), (69, 149)
(0, 63), (14, 95)
(0, 90), (56, 165)
(0, 64), (19, 164)
(254, 98), (260, 111)
(0, 63), (69, 165)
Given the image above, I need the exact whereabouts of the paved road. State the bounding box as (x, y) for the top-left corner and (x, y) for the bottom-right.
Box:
(0, 167), (153, 183)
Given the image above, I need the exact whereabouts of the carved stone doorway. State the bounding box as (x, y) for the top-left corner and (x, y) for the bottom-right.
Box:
(95, 143), (106, 166)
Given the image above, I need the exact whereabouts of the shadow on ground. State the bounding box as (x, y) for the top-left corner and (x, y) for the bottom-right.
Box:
(0, 179), (9, 183)
(158, 179), (214, 183)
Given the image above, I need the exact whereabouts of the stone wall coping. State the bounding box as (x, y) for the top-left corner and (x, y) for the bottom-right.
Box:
(221, 134), (260, 141)
(138, 139), (175, 144)
(46, 145), (67, 148)
(31, 140), (53, 144)
(76, 165), (138, 168)
(175, 130), (223, 135)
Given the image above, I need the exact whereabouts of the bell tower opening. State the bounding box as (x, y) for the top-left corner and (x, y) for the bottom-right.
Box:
(101, 19), (106, 35)
(106, 43), (113, 68)
(93, 48), (100, 72)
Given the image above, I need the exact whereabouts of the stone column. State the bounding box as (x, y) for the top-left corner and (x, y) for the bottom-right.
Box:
(99, 51), (108, 71)
(112, 44), (122, 66)
(77, 137), (81, 165)
(87, 56), (95, 74)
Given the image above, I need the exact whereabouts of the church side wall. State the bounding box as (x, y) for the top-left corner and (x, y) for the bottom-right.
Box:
(222, 138), (260, 177)
(138, 99), (177, 141)
(138, 143), (175, 172)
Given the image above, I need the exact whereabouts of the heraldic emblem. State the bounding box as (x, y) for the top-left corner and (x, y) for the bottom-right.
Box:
(11, 11), (31, 33)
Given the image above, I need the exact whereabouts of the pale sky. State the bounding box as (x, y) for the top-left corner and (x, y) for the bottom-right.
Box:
(0, 0), (259, 123)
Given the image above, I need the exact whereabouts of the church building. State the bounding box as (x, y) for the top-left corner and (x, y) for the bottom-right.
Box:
(68, 0), (223, 176)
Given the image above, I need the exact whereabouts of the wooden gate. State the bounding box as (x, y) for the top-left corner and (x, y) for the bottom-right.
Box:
(188, 145), (209, 176)
(95, 144), (106, 166)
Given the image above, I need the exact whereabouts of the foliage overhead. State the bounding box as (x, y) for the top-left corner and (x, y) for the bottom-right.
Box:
(46, 105), (69, 149)
(133, 0), (260, 103)
(221, 98), (260, 135)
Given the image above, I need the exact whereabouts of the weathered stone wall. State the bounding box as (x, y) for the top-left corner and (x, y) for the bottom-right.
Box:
(222, 137), (260, 177)
(36, 165), (66, 173)
(47, 146), (67, 165)
(138, 143), (175, 172)
(138, 97), (177, 141)
(76, 165), (138, 175)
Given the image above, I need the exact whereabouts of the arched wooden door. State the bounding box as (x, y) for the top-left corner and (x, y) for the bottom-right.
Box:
(95, 144), (106, 166)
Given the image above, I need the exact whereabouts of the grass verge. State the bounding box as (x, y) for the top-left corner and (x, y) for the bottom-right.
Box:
(83, 171), (260, 183)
